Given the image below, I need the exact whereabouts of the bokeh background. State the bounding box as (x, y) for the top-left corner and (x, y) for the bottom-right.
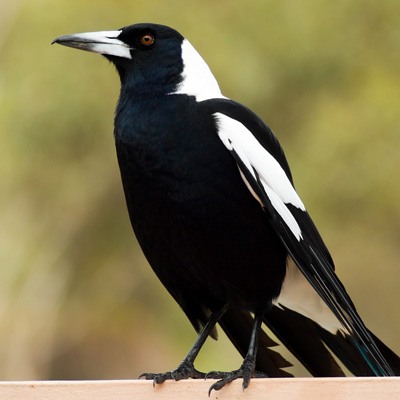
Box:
(1, 0), (399, 380)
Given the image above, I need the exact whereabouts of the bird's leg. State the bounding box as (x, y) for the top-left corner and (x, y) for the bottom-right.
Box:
(206, 313), (266, 394)
(139, 306), (227, 385)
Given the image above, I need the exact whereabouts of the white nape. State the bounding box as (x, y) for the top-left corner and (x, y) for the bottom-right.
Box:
(172, 39), (226, 102)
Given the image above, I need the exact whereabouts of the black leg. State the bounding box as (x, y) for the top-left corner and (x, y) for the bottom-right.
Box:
(207, 313), (266, 394)
(139, 307), (227, 385)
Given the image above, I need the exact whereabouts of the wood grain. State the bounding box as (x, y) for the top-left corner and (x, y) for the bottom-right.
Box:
(1, 378), (400, 400)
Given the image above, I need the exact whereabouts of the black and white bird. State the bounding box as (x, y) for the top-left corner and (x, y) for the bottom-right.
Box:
(52, 23), (400, 392)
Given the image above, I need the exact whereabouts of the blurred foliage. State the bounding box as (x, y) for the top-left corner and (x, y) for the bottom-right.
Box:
(0, 0), (399, 380)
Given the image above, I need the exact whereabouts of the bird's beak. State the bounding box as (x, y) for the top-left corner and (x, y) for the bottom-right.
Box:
(52, 30), (132, 59)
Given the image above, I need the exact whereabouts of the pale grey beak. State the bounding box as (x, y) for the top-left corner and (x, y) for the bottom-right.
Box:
(52, 30), (132, 59)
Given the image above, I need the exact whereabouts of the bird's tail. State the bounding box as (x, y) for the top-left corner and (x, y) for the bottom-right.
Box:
(219, 305), (400, 377)
(315, 323), (400, 376)
(218, 307), (293, 377)
(266, 305), (400, 376)
(264, 306), (346, 376)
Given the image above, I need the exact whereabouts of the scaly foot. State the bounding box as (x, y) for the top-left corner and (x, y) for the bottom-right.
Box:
(206, 356), (267, 394)
(139, 360), (206, 386)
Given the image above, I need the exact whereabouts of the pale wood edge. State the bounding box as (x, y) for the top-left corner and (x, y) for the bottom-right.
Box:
(1, 377), (400, 400)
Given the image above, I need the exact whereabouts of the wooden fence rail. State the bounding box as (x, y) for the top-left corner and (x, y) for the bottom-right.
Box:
(1, 377), (400, 400)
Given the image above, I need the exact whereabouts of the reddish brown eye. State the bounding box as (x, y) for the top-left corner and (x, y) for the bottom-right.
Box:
(140, 33), (154, 46)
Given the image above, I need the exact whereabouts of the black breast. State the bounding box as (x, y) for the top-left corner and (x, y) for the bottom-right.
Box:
(114, 94), (288, 322)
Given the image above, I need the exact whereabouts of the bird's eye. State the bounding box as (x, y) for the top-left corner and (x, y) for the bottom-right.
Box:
(140, 33), (155, 46)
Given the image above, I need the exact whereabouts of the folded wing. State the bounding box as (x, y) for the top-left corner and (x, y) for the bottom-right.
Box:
(203, 98), (395, 376)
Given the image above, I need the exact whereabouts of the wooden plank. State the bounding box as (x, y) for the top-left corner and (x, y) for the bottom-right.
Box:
(1, 378), (400, 400)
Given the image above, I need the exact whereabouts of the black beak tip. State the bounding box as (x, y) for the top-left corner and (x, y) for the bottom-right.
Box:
(52, 35), (71, 46)
(51, 36), (63, 45)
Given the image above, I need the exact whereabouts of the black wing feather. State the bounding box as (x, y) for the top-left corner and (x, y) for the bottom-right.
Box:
(204, 98), (397, 376)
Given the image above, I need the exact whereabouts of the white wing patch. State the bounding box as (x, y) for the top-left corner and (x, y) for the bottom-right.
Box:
(215, 112), (305, 241)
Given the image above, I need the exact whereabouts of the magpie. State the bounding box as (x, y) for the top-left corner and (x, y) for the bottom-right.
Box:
(52, 23), (400, 392)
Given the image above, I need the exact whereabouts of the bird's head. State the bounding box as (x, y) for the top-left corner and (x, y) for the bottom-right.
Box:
(52, 23), (222, 100)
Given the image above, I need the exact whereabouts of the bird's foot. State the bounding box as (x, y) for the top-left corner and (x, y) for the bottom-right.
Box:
(206, 357), (267, 394)
(139, 360), (206, 386)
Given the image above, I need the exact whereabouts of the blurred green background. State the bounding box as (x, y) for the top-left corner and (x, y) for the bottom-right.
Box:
(1, 0), (399, 380)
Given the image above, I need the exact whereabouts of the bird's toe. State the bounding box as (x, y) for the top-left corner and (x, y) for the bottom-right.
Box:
(139, 361), (206, 386)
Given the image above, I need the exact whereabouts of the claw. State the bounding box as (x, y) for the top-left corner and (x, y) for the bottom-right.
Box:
(207, 370), (241, 395)
(139, 372), (172, 386)
(140, 356), (267, 395)
(208, 382), (219, 396)
(139, 361), (206, 386)
(206, 361), (267, 395)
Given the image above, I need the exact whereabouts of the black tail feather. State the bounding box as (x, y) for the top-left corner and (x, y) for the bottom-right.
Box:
(265, 306), (345, 376)
(265, 305), (400, 377)
(366, 330), (400, 375)
(216, 305), (400, 379)
(314, 324), (372, 376)
(218, 307), (293, 377)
